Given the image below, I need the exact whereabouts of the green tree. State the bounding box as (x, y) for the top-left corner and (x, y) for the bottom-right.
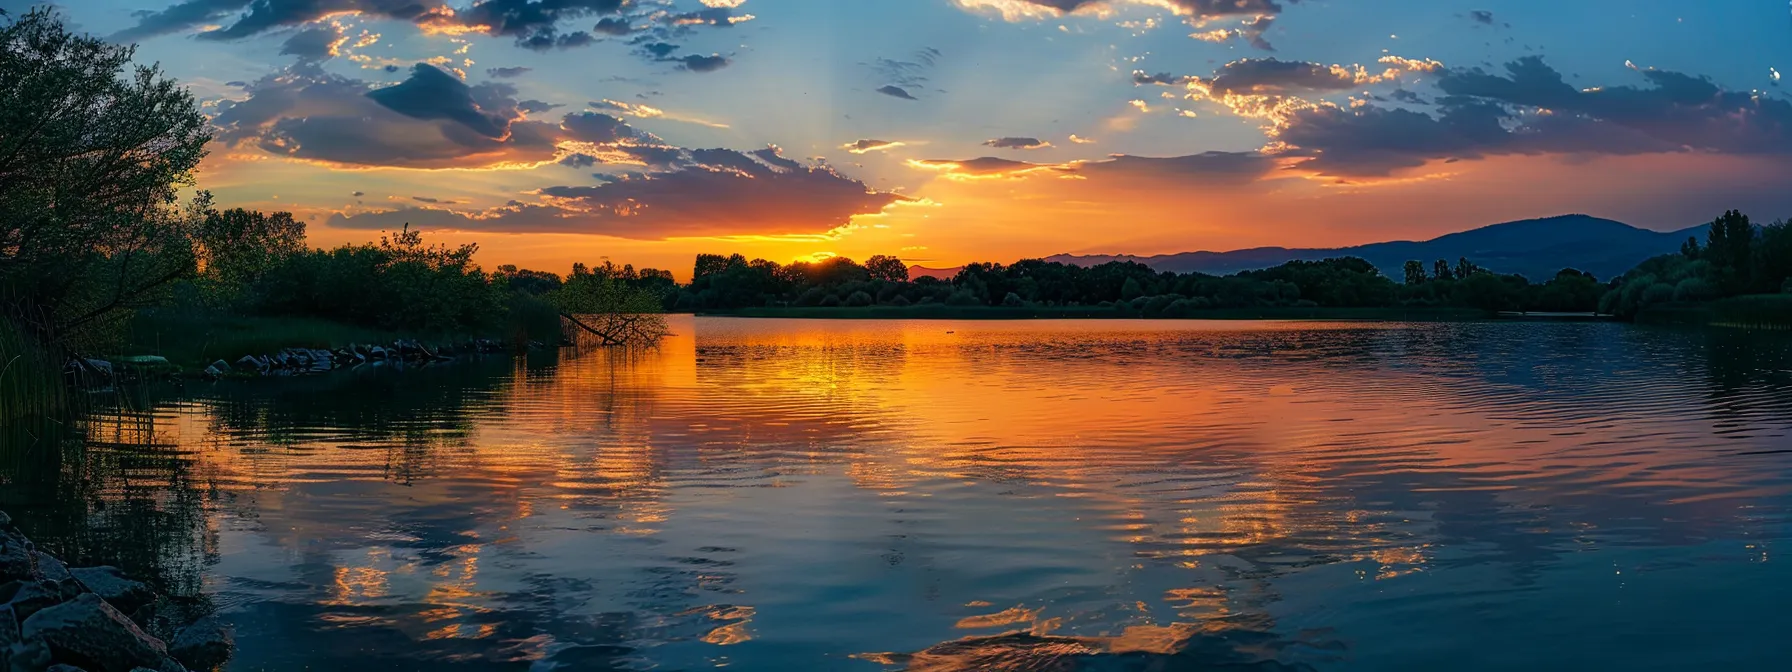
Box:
(1403, 260), (1426, 286)
(865, 254), (909, 282)
(1120, 277), (1144, 301)
(1432, 259), (1454, 281)
(0, 9), (211, 348)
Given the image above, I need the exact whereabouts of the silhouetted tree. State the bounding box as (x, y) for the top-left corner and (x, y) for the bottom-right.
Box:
(1403, 260), (1426, 286)
(1432, 259), (1454, 281)
(865, 255), (909, 282)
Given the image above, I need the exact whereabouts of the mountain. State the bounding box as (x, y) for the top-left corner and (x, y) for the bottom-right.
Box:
(1047, 215), (1706, 281)
(908, 265), (963, 280)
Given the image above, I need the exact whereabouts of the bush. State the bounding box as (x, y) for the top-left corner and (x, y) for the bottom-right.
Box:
(845, 291), (873, 307)
(1642, 282), (1676, 307)
(1001, 292), (1025, 307)
(945, 291), (981, 306)
(889, 295), (912, 307)
(1673, 277), (1720, 302)
(795, 287), (827, 306)
(819, 294), (842, 307)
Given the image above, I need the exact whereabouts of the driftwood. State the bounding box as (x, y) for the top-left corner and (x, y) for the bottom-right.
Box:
(560, 312), (666, 346)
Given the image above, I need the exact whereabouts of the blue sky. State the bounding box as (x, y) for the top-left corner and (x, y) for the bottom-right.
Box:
(15, 0), (1792, 273)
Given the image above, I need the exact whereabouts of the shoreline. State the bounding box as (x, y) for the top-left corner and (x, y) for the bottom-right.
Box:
(691, 306), (1500, 321)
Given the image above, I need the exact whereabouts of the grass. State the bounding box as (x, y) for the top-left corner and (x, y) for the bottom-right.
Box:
(1, 318), (66, 422)
(696, 305), (1492, 321)
(1637, 294), (1792, 329)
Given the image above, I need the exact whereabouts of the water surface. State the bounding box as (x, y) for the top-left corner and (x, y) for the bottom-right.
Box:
(6, 317), (1792, 670)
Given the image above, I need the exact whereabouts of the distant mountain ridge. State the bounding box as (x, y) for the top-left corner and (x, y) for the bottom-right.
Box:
(1047, 215), (1706, 281)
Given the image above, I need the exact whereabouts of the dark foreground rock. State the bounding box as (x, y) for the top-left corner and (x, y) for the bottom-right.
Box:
(0, 513), (234, 672)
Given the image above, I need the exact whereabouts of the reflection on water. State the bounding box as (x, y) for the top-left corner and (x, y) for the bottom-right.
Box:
(5, 317), (1792, 670)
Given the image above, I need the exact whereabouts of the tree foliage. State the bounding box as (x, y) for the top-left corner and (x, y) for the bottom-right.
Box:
(0, 8), (211, 348)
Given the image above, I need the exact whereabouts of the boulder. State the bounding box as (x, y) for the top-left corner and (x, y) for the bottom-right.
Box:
(3, 580), (64, 620)
(367, 346), (387, 360)
(0, 528), (36, 582)
(46, 664), (90, 672)
(169, 615), (232, 672)
(69, 567), (154, 614)
(234, 355), (264, 371)
(19, 593), (178, 672)
(202, 365), (224, 379)
(33, 551), (72, 582)
(207, 360), (230, 373)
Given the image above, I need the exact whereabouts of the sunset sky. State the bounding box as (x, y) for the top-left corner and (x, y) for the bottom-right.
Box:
(20, 0), (1792, 277)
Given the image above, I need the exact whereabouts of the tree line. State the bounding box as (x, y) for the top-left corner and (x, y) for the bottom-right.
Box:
(671, 251), (1609, 316)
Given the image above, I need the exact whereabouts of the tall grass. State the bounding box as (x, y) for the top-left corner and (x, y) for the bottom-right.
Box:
(0, 318), (65, 421)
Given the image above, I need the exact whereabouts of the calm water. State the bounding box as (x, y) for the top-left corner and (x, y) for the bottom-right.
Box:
(6, 317), (1792, 670)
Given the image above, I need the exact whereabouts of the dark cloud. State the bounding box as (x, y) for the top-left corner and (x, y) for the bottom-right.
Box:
(559, 112), (641, 143)
(1274, 57), (1792, 177)
(1469, 9), (1495, 25)
(211, 64), (560, 169)
(517, 100), (562, 114)
(367, 64), (512, 138)
(673, 54), (730, 73)
(440, 0), (623, 39)
(486, 66), (532, 79)
(1133, 71), (1192, 86)
(867, 47), (942, 89)
(279, 25), (341, 62)
(1204, 58), (1365, 94)
(203, 0), (440, 41)
(110, 0), (253, 42)
(593, 16), (633, 35)
(876, 85), (918, 100)
(520, 29), (596, 51)
(751, 146), (804, 170)
(412, 195), (459, 204)
(977, 0), (1290, 50)
(639, 42), (679, 58)
(618, 145), (686, 168)
(560, 154), (598, 168)
(983, 137), (1050, 150)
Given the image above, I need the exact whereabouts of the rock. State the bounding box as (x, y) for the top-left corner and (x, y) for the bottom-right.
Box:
(208, 360), (230, 373)
(46, 664), (90, 672)
(0, 529), (36, 582)
(0, 511), (10, 527)
(69, 567), (154, 614)
(33, 551), (71, 582)
(3, 580), (64, 620)
(169, 616), (232, 672)
(202, 365), (224, 379)
(367, 346), (387, 360)
(2, 603), (19, 647)
(20, 593), (178, 672)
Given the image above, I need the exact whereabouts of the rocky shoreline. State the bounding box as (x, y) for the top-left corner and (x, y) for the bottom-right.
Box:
(67, 337), (550, 383)
(1, 511), (231, 672)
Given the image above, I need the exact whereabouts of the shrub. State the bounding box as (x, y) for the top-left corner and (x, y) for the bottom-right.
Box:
(846, 291), (873, 307)
(820, 294), (842, 307)
(945, 291), (981, 306)
(1001, 292), (1025, 307)
(889, 295), (912, 307)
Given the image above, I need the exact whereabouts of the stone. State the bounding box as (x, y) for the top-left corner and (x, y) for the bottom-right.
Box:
(69, 567), (154, 614)
(0, 529), (36, 582)
(202, 365), (224, 378)
(47, 664), (90, 672)
(207, 360), (230, 373)
(0, 511), (11, 527)
(20, 594), (176, 672)
(84, 359), (113, 376)
(168, 616), (232, 672)
(234, 355), (263, 371)
(33, 551), (72, 582)
(3, 580), (63, 620)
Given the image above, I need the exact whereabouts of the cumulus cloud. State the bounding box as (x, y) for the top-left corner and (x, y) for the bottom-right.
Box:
(517, 100), (562, 114)
(329, 147), (904, 239)
(844, 139), (905, 154)
(673, 54), (731, 72)
(115, 0), (444, 42)
(877, 85), (918, 100)
(983, 137), (1051, 150)
(279, 25), (343, 62)
(1270, 57), (1792, 177)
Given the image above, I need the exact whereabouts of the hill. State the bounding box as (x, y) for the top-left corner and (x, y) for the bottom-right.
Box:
(1047, 215), (1705, 281)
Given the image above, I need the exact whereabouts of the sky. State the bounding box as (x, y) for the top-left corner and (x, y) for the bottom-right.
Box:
(15, 0), (1792, 277)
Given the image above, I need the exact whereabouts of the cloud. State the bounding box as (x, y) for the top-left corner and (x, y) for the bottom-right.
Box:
(279, 25), (344, 62)
(367, 64), (513, 138)
(911, 151), (1275, 183)
(486, 66), (532, 78)
(1270, 57), (1792, 177)
(983, 137), (1051, 150)
(1133, 71), (1192, 86)
(1068, 134), (1096, 144)
(1468, 10), (1495, 25)
(517, 100), (562, 114)
(672, 54), (730, 72)
(844, 139), (905, 154)
(877, 85), (918, 100)
(953, 0), (1291, 49)
(328, 149), (903, 239)
(559, 111), (646, 143)
(114, 0), (445, 42)
(211, 63), (564, 169)
(593, 16), (634, 35)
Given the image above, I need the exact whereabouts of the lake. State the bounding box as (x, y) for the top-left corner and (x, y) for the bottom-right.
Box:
(5, 317), (1792, 671)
